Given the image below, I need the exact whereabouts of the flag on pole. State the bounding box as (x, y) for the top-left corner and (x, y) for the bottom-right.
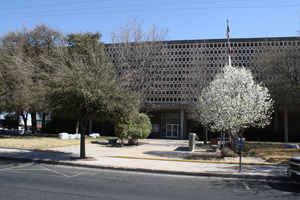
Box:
(226, 19), (230, 40)
(226, 19), (232, 65)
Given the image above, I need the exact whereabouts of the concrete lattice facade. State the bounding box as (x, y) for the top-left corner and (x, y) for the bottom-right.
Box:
(106, 37), (300, 139)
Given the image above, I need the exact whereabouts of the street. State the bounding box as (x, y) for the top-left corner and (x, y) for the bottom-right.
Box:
(0, 160), (299, 200)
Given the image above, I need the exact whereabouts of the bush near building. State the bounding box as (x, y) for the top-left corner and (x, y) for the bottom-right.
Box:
(115, 113), (152, 145)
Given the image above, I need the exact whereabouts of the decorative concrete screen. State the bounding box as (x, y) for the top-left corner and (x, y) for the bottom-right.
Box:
(106, 37), (300, 108)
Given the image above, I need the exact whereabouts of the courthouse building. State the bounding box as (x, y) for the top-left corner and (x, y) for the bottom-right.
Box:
(106, 36), (300, 140)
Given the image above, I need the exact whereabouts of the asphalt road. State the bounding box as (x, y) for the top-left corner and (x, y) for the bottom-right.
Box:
(0, 160), (299, 200)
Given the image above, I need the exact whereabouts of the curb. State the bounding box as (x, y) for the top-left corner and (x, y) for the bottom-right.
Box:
(0, 156), (289, 181)
(109, 156), (274, 166)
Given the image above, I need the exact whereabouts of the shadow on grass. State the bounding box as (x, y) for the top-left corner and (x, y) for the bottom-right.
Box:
(0, 133), (58, 139)
(91, 141), (108, 146)
(91, 140), (147, 148)
(174, 146), (190, 151)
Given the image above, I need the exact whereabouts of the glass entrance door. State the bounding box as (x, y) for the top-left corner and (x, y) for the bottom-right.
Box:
(166, 124), (179, 138)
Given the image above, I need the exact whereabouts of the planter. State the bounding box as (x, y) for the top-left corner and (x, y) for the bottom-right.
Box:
(128, 138), (138, 145)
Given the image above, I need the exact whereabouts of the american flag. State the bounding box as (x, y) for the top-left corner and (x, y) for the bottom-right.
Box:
(226, 19), (232, 55)
(227, 22), (230, 38)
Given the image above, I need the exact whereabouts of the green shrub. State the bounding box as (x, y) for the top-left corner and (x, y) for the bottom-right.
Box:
(115, 119), (130, 143)
(115, 113), (152, 145)
(128, 113), (152, 140)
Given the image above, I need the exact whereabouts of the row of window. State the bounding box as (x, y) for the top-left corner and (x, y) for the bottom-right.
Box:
(146, 97), (197, 103)
(109, 48), (259, 58)
(148, 90), (197, 95)
(149, 83), (199, 89)
(160, 41), (300, 49)
(206, 63), (251, 68)
(106, 40), (299, 54)
(165, 47), (269, 56)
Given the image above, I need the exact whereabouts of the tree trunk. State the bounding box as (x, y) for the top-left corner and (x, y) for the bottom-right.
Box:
(239, 128), (245, 138)
(30, 112), (37, 134)
(229, 130), (239, 151)
(284, 105), (289, 143)
(204, 127), (208, 145)
(80, 119), (88, 159)
(80, 131), (86, 159)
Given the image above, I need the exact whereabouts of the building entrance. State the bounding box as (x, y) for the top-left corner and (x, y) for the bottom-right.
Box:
(166, 123), (180, 138)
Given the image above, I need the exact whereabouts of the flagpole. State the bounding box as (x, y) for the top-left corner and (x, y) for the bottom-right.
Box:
(226, 19), (232, 66)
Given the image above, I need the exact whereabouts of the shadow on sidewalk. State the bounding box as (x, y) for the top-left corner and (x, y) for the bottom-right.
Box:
(144, 151), (187, 159)
(0, 149), (76, 161)
(144, 149), (223, 160)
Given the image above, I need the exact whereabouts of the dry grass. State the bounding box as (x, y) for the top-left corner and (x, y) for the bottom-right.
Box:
(244, 142), (300, 163)
(0, 135), (110, 150)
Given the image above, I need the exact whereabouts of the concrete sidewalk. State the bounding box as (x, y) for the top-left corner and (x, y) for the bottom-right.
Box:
(0, 139), (290, 180)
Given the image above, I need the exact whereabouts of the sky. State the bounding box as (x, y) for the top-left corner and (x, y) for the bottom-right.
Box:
(0, 0), (299, 43)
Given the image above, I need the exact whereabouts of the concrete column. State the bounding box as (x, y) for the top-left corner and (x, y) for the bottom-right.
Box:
(189, 133), (196, 151)
(180, 109), (184, 139)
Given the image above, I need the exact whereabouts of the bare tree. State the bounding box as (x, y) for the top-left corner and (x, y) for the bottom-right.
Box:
(253, 47), (300, 142)
(109, 19), (168, 110)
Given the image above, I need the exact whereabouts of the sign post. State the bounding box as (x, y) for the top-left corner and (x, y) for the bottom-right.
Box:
(236, 137), (245, 172)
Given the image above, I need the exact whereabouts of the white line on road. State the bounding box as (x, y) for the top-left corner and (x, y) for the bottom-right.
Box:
(40, 165), (70, 177)
(40, 164), (84, 178)
(242, 182), (250, 190)
(0, 163), (33, 171)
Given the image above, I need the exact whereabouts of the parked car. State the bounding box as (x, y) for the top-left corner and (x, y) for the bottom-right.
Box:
(288, 156), (300, 180)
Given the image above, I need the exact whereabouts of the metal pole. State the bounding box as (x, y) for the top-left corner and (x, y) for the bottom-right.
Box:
(239, 151), (242, 172)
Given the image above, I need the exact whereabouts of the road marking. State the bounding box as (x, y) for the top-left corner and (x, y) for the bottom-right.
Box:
(0, 163), (33, 171)
(242, 182), (250, 190)
(40, 165), (71, 177)
(0, 162), (85, 178)
(40, 165), (84, 178)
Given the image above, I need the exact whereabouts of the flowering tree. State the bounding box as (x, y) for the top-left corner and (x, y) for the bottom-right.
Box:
(195, 64), (274, 139)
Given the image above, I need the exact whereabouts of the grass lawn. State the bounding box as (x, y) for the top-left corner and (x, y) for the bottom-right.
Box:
(244, 142), (300, 163)
(0, 135), (113, 150)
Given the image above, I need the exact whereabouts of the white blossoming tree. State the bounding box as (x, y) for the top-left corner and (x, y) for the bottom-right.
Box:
(195, 64), (274, 140)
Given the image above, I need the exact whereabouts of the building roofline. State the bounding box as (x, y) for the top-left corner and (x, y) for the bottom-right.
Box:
(160, 36), (300, 44)
(105, 36), (300, 45)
